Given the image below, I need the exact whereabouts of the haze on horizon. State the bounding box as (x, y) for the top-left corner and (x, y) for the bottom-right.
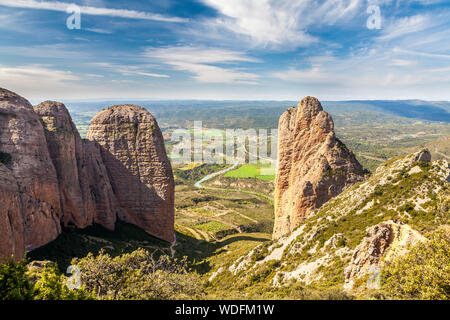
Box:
(0, 0), (449, 102)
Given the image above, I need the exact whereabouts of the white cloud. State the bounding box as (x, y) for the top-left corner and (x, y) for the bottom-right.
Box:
(168, 61), (258, 84)
(145, 46), (260, 84)
(199, 0), (364, 47)
(145, 46), (260, 64)
(0, 64), (81, 82)
(0, 64), (171, 101)
(0, 0), (187, 22)
(0, 64), (88, 100)
(92, 62), (170, 78)
(84, 27), (113, 34)
(272, 67), (333, 84)
(270, 41), (450, 100)
(378, 14), (434, 41)
(388, 59), (417, 66)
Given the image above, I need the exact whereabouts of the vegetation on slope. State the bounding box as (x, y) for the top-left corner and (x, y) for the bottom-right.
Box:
(379, 227), (450, 300)
(208, 151), (449, 299)
(224, 163), (276, 181)
(0, 259), (93, 300)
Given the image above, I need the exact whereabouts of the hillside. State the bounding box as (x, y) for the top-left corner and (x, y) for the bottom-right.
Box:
(427, 134), (450, 161)
(205, 150), (449, 298)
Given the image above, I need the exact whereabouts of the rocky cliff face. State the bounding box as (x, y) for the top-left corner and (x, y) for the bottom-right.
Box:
(273, 97), (365, 239)
(82, 139), (121, 230)
(0, 165), (24, 260)
(0, 89), (174, 260)
(87, 105), (175, 243)
(220, 150), (448, 292)
(34, 101), (96, 229)
(344, 221), (425, 290)
(0, 89), (62, 258)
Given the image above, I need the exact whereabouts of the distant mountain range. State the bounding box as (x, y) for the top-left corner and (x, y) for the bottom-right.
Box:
(342, 100), (450, 122)
(65, 100), (450, 125)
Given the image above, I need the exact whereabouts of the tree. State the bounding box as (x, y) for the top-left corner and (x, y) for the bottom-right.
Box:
(73, 248), (203, 300)
(0, 258), (93, 300)
(0, 259), (34, 300)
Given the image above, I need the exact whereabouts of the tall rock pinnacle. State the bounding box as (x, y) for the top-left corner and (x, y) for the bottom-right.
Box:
(87, 105), (175, 243)
(273, 97), (365, 239)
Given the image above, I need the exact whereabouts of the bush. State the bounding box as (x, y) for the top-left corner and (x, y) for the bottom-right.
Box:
(380, 228), (450, 300)
(73, 249), (204, 300)
(30, 262), (93, 300)
(0, 259), (93, 300)
(0, 260), (34, 300)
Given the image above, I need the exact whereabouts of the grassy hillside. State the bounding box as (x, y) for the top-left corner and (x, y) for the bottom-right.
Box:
(205, 151), (449, 298)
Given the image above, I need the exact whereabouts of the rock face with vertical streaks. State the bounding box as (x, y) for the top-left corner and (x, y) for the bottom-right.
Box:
(0, 89), (61, 258)
(0, 88), (175, 260)
(34, 101), (96, 229)
(87, 105), (175, 243)
(273, 97), (364, 239)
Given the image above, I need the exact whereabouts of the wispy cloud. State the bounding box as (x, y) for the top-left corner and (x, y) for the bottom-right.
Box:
(198, 0), (364, 47)
(270, 39), (450, 100)
(91, 62), (170, 78)
(0, 64), (81, 81)
(84, 27), (113, 34)
(0, 0), (188, 23)
(145, 46), (260, 84)
(378, 14), (434, 41)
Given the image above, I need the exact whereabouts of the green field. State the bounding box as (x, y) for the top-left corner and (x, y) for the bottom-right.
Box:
(194, 221), (230, 233)
(224, 163), (276, 181)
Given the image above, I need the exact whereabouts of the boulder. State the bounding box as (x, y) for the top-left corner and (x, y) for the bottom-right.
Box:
(344, 221), (425, 290)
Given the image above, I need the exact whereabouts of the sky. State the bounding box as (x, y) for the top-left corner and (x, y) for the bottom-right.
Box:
(0, 0), (449, 101)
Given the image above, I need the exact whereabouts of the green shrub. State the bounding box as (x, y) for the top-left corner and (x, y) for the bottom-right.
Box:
(73, 249), (204, 300)
(31, 262), (93, 300)
(0, 260), (34, 300)
(380, 228), (450, 300)
(0, 259), (93, 300)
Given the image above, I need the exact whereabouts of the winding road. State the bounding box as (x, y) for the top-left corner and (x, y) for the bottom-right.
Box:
(194, 160), (240, 188)
(193, 160), (274, 204)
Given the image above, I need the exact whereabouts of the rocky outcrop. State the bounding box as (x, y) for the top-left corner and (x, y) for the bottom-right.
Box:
(344, 221), (425, 290)
(414, 149), (432, 163)
(0, 165), (24, 261)
(273, 97), (364, 239)
(87, 105), (175, 243)
(0, 89), (62, 259)
(222, 151), (448, 292)
(82, 140), (121, 230)
(34, 101), (96, 229)
(0, 88), (175, 260)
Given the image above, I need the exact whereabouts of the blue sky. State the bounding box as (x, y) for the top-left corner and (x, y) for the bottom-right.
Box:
(0, 0), (449, 101)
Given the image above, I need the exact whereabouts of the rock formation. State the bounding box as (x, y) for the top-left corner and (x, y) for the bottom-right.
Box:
(87, 105), (175, 243)
(0, 89), (62, 258)
(344, 221), (425, 289)
(82, 139), (121, 230)
(34, 101), (96, 229)
(0, 88), (174, 260)
(273, 97), (364, 239)
(0, 165), (24, 260)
